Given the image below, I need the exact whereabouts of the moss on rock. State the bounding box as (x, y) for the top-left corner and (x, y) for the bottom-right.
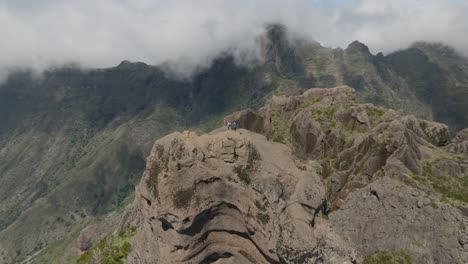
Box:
(363, 250), (419, 264)
(173, 188), (194, 209)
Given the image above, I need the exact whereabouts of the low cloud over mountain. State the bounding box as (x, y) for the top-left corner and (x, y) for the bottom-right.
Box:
(1, 0), (468, 79)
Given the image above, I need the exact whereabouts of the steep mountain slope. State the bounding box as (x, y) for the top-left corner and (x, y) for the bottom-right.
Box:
(0, 59), (272, 263)
(1, 25), (468, 263)
(82, 87), (467, 263)
(293, 39), (468, 132)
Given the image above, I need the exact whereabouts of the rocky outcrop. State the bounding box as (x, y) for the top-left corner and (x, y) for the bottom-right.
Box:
(448, 128), (468, 154)
(329, 177), (468, 264)
(128, 130), (357, 263)
(117, 87), (467, 264)
(77, 225), (97, 252)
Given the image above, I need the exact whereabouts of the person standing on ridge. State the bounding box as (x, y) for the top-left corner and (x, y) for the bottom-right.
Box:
(232, 120), (238, 131)
(224, 118), (232, 130)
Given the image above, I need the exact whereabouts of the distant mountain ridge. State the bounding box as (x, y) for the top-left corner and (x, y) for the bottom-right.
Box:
(0, 25), (468, 263)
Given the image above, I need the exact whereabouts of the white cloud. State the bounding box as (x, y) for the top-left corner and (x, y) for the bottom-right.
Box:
(0, 0), (467, 80)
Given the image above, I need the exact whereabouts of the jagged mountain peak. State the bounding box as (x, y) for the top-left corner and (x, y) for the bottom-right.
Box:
(346, 40), (372, 54)
(116, 60), (149, 69)
(80, 86), (468, 264)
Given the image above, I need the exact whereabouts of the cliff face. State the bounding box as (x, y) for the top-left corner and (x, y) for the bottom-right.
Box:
(129, 129), (355, 264)
(115, 87), (467, 264)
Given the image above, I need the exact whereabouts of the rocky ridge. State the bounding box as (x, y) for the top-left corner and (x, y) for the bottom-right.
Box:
(85, 86), (467, 263)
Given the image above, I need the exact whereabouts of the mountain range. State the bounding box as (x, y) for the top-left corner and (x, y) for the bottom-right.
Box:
(0, 25), (467, 263)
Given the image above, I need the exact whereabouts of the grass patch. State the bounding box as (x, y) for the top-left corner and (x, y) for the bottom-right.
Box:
(145, 144), (167, 199)
(321, 159), (334, 179)
(77, 226), (137, 264)
(234, 165), (251, 184)
(296, 97), (322, 112)
(269, 112), (291, 144)
(233, 144), (261, 184)
(173, 188), (194, 208)
(256, 213), (270, 225)
(410, 173), (427, 184)
(310, 107), (338, 130)
(366, 107), (384, 119)
(145, 170), (159, 198)
(363, 250), (419, 264)
(421, 161), (432, 177)
(310, 107), (336, 121)
(432, 176), (468, 204)
(409, 160), (468, 206)
(196, 113), (228, 133)
(366, 106), (386, 125)
(77, 250), (93, 263)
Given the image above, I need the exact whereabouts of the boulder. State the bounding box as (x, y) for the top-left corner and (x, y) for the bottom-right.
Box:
(448, 128), (468, 153)
(76, 225), (97, 252)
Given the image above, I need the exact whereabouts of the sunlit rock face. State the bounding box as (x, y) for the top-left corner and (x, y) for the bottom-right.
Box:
(123, 87), (467, 264)
(128, 129), (357, 264)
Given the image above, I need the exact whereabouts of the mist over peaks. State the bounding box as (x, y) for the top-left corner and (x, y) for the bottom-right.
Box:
(1, 0), (468, 80)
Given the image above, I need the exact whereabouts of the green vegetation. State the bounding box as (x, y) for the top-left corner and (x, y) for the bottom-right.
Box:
(432, 176), (468, 204)
(270, 76), (302, 96)
(366, 107), (385, 124)
(269, 112), (291, 144)
(247, 144), (261, 168)
(296, 97), (322, 112)
(234, 165), (251, 184)
(196, 113), (229, 133)
(76, 226), (137, 264)
(173, 188), (194, 208)
(233, 144), (261, 184)
(410, 160), (468, 206)
(0, 209), (21, 232)
(366, 107), (384, 118)
(310, 107), (336, 121)
(421, 161), (432, 177)
(145, 171), (159, 199)
(310, 107), (337, 129)
(363, 250), (419, 264)
(256, 213), (270, 225)
(412, 242), (424, 248)
(145, 145), (167, 199)
(321, 159), (335, 179)
(77, 250), (93, 263)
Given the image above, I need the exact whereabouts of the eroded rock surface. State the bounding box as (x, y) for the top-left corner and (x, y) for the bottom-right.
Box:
(118, 87), (467, 264)
(77, 225), (97, 252)
(329, 177), (467, 264)
(128, 130), (356, 264)
(448, 128), (468, 154)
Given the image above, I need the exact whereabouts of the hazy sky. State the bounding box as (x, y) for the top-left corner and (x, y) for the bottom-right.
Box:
(1, 0), (467, 78)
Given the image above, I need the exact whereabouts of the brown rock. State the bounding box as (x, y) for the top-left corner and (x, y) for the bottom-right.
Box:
(76, 225), (97, 252)
(118, 87), (467, 264)
(127, 130), (356, 264)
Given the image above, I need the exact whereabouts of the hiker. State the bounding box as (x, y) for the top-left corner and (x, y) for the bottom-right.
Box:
(224, 118), (232, 130)
(232, 120), (238, 131)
